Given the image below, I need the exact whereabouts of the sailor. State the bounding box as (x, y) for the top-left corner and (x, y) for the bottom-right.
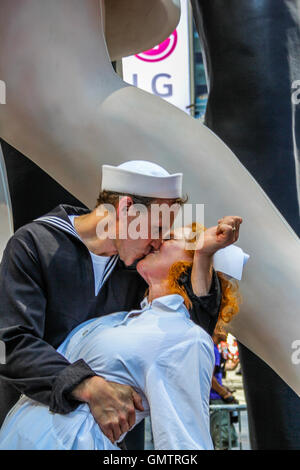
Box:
(0, 160), (230, 446)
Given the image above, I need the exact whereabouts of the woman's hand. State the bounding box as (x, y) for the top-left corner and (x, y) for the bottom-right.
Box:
(196, 215), (243, 256)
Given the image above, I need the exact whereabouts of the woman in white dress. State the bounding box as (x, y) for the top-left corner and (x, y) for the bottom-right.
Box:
(0, 222), (241, 450)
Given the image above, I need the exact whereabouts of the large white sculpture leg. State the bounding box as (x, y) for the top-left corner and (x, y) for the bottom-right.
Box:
(0, 0), (299, 395)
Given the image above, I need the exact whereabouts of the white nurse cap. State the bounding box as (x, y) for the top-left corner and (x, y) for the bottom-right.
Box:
(101, 160), (183, 198)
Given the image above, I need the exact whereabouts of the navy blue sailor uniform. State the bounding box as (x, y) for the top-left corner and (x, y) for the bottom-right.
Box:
(0, 204), (222, 419)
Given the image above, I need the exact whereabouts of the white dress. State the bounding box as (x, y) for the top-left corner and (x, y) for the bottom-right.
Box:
(0, 294), (215, 450)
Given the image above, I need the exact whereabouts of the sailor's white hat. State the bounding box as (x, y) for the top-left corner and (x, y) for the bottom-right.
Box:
(101, 160), (183, 198)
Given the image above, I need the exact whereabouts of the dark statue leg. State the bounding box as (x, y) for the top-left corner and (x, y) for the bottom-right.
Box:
(191, 0), (300, 449)
(0, 139), (87, 231)
(238, 344), (300, 449)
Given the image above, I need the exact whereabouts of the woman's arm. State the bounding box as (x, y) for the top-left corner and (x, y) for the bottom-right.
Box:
(191, 252), (214, 296)
(181, 216), (242, 334)
(190, 216), (243, 295)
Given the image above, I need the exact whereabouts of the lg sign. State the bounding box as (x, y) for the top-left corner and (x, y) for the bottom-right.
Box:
(132, 72), (173, 98)
(135, 31), (178, 63)
(132, 31), (178, 98)
(122, 0), (191, 114)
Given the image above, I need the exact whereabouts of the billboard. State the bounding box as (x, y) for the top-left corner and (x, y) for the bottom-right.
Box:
(122, 0), (192, 114)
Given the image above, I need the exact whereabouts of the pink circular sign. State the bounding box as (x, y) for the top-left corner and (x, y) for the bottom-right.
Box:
(135, 30), (178, 63)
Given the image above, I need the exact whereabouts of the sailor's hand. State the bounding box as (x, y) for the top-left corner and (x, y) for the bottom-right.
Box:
(72, 376), (144, 444)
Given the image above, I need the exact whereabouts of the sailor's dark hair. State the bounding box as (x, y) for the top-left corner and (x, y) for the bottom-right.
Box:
(95, 190), (188, 208)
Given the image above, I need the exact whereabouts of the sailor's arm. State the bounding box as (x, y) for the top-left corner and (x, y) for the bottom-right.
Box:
(0, 234), (96, 414)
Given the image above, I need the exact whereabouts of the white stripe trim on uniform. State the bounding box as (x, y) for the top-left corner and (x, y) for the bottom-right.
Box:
(35, 216), (79, 238)
(103, 253), (116, 273)
(35, 217), (78, 239)
(34, 216), (81, 240)
(102, 254), (119, 286)
(45, 216), (79, 237)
